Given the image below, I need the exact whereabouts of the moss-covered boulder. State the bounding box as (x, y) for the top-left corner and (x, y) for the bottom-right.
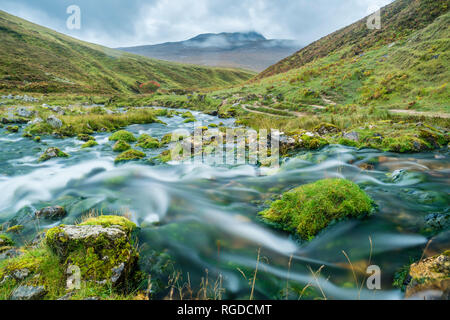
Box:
(45, 216), (139, 288)
(137, 134), (160, 149)
(109, 130), (137, 143)
(0, 234), (14, 247)
(81, 140), (98, 149)
(0, 216), (141, 300)
(77, 134), (95, 142)
(405, 251), (450, 300)
(38, 147), (69, 162)
(259, 179), (373, 240)
(113, 140), (131, 152)
(114, 149), (146, 163)
(6, 126), (19, 133)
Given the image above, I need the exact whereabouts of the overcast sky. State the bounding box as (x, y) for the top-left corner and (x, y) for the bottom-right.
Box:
(0, 0), (393, 48)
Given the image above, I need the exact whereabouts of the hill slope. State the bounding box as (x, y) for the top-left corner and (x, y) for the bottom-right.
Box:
(258, 0), (449, 79)
(0, 11), (254, 94)
(119, 32), (300, 72)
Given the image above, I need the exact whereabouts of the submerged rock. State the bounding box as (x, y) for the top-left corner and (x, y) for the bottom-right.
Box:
(11, 285), (47, 300)
(405, 252), (450, 300)
(35, 206), (67, 220)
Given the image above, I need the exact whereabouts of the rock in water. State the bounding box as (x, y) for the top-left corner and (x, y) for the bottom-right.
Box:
(11, 285), (47, 300)
(405, 252), (450, 300)
(38, 147), (69, 162)
(35, 206), (67, 219)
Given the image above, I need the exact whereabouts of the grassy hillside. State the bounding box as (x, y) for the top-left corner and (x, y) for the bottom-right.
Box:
(258, 0), (449, 79)
(138, 1), (449, 154)
(0, 10), (254, 94)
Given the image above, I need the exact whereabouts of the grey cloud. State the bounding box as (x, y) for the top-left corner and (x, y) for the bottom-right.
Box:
(0, 0), (393, 48)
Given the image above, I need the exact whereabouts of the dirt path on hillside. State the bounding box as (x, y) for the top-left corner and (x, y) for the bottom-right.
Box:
(389, 109), (450, 119)
(242, 105), (308, 118)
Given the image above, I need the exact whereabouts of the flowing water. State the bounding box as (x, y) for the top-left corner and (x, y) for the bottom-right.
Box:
(0, 108), (449, 300)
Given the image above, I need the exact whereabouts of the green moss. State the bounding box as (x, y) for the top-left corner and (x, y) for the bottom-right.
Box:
(181, 111), (194, 118)
(38, 147), (70, 162)
(109, 130), (137, 143)
(382, 136), (429, 153)
(160, 132), (189, 145)
(22, 132), (32, 138)
(0, 234), (14, 246)
(183, 118), (196, 123)
(114, 149), (146, 163)
(77, 134), (95, 142)
(79, 215), (137, 235)
(112, 140), (131, 152)
(6, 225), (24, 234)
(259, 179), (374, 240)
(34, 136), (41, 142)
(81, 140), (98, 148)
(137, 134), (160, 149)
(299, 134), (329, 150)
(6, 126), (19, 133)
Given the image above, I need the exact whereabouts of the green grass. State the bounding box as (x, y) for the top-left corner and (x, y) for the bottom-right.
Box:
(259, 179), (374, 240)
(0, 10), (254, 94)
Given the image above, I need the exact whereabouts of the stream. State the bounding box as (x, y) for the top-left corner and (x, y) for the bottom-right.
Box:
(0, 108), (449, 300)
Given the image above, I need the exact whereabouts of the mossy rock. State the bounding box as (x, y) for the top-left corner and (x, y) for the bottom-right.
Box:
(181, 111), (194, 118)
(0, 234), (14, 247)
(299, 134), (329, 150)
(34, 136), (41, 142)
(6, 225), (24, 234)
(259, 179), (374, 240)
(183, 118), (196, 123)
(137, 134), (160, 149)
(79, 215), (137, 235)
(81, 140), (98, 149)
(112, 140), (131, 152)
(114, 149), (146, 163)
(6, 126), (19, 133)
(314, 123), (340, 135)
(45, 216), (139, 288)
(0, 216), (142, 300)
(77, 134), (95, 142)
(405, 252), (450, 299)
(38, 147), (69, 162)
(109, 130), (137, 143)
(161, 132), (189, 145)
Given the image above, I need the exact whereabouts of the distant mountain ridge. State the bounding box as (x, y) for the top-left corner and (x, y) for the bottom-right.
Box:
(118, 32), (301, 72)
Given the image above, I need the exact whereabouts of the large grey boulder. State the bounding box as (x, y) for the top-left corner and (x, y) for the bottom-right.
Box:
(46, 225), (127, 258)
(10, 285), (47, 300)
(343, 131), (359, 142)
(47, 115), (63, 128)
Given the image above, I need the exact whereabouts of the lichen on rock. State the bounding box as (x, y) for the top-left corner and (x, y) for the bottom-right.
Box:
(404, 251), (450, 300)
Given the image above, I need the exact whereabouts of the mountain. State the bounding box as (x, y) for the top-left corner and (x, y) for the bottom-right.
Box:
(258, 0), (449, 79)
(0, 11), (254, 94)
(118, 32), (301, 72)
